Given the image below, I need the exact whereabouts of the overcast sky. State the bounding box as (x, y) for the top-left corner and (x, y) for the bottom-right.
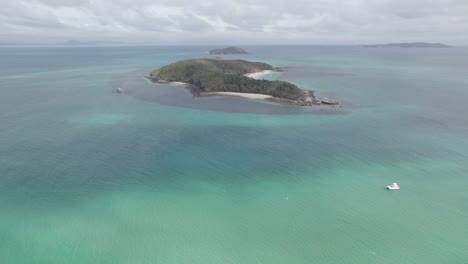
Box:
(1, 0), (468, 45)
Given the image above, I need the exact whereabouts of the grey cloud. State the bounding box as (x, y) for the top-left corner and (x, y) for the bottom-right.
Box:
(1, 0), (467, 44)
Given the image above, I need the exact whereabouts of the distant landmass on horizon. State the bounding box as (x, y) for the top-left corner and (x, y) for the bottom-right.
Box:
(363, 42), (453, 48)
(63, 40), (125, 46)
(209, 47), (249, 54)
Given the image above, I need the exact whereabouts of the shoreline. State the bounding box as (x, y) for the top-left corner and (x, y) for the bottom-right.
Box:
(144, 77), (190, 87)
(144, 71), (340, 107)
(243, 70), (274, 80)
(200, 92), (273, 100)
(145, 72), (277, 101)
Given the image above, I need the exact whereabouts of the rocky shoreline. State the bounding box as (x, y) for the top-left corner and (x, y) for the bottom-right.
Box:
(267, 90), (340, 107)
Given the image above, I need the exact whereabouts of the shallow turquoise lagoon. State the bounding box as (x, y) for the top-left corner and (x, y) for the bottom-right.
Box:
(0, 46), (467, 263)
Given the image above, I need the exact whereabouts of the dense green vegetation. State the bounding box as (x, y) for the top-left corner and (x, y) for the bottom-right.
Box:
(149, 59), (306, 101)
(209, 47), (248, 54)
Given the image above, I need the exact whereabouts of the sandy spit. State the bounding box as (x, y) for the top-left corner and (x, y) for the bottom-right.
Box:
(200, 92), (273, 100)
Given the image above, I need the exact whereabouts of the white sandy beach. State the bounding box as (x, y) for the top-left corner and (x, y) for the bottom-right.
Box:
(244, 70), (274, 79)
(201, 92), (273, 100)
(166, 81), (189, 87)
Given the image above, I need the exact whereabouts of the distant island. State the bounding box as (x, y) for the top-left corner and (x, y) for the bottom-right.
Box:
(0, 40), (126, 47)
(209, 47), (248, 55)
(145, 58), (338, 106)
(63, 40), (125, 46)
(363, 42), (452, 48)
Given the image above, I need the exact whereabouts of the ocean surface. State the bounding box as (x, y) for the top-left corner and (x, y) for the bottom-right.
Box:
(0, 45), (467, 263)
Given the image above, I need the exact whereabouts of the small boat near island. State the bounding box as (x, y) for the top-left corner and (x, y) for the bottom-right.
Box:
(386, 183), (400, 191)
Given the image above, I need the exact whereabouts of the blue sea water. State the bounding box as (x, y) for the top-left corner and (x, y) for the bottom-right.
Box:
(0, 45), (467, 263)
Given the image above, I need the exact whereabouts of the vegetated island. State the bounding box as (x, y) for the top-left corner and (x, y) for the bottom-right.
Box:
(363, 42), (452, 48)
(145, 58), (339, 107)
(209, 47), (248, 54)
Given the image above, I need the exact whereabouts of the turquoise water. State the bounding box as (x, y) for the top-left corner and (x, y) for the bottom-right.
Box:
(1, 46), (467, 263)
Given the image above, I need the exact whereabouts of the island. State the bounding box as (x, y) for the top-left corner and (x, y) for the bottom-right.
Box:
(209, 47), (248, 55)
(145, 58), (339, 106)
(363, 42), (452, 48)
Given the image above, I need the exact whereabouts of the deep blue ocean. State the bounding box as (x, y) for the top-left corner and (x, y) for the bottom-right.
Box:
(0, 46), (467, 263)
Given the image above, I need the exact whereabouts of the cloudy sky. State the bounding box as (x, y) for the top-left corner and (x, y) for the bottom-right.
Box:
(1, 0), (467, 45)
